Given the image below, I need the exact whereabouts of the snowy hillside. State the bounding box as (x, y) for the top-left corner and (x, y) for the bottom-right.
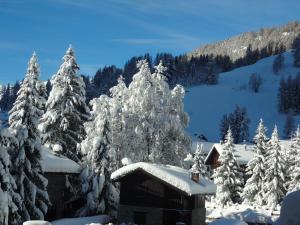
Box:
(185, 51), (300, 141)
(189, 22), (300, 61)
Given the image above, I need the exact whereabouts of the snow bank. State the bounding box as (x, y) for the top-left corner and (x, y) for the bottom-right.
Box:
(274, 190), (300, 225)
(41, 147), (81, 173)
(111, 162), (216, 195)
(206, 202), (278, 224)
(23, 221), (51, 225)
(209, 218), (247, 225)
(51, 215), (110, 225)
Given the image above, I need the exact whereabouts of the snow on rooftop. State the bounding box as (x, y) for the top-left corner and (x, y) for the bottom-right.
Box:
(41, 147), (81, 174)
(209, 143), (255, 165)
(191, 141), (215, 155)
(209, 218), (247, 225)
(111, 162), (216, 196)
(206, 140), (292, 165)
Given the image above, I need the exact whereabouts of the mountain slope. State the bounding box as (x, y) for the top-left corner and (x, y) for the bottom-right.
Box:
(184, 51), (300, 141)
(188, 22), (300, 61)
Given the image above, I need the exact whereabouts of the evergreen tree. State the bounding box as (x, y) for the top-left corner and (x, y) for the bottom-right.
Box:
(287, 126), (300, 193)
(248, 73), (262, 93)
(220, 105), (250, 143)
(273, 53), (284, 74)
(8, 52), (50, 221)
(191, 143), (208, 178)
(220, 114), (229, 141)
(213, 128), (243, 206)
(0, 129), (22, 225)
(39, 46), (90, 162)
(293, 36), (300, 67)
(77, 95), (118, 217)
(206, 61), (218, 85)
(283, 109), (294, 139)
(263, 126), (286, 209)
(242, 119), (267, 205)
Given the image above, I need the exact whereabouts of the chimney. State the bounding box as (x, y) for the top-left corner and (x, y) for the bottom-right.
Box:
(191, 172), (200, 183)
(190, 165), (200, 183)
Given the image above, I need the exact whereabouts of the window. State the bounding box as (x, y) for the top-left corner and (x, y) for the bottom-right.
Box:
(134, 211), (147, 225)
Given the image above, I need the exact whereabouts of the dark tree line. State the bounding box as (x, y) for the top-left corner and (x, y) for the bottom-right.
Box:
(220, 105), (250, 143)
(0, 82), (20, 111)
(293, 35), (300, 67)
(278, 74), (300, 114)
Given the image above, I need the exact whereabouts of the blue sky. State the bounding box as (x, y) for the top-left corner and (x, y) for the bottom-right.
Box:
(0, 0), (299, 84)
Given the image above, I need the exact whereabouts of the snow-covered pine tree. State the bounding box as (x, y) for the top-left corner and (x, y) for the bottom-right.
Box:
(39, 46), (90, 162)
(242, 119), (267, 205)
(77, 95), (118, 217)
(0, 129), (22, 225)
(263, 125), (286, 209)
(286, 126), (300, 193)
(283, 109), (294, 139)
(213, 128), (243, 206)
(8, 52), (50, 221)
(191, 143), (208, 178)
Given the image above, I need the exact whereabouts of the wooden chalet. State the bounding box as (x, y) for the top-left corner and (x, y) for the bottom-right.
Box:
(111, 162), (216, 225)
(205, 143), (255, 169)
(41, 147), (81, 221)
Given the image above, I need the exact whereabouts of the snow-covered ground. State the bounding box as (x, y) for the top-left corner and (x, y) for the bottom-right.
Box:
(206, 201), (279, 224)
(51, 215), (110, 225)
(185, 51), (300, 141)
(273, 190), (300, 225)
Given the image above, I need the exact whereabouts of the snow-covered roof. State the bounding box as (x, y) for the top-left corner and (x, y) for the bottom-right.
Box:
(191, 141), (215, 155)
(205, 143), (255, 165)
(111, 162), (216, 196)
(41, 147), (81, 174)
(206, 140), (292, 165)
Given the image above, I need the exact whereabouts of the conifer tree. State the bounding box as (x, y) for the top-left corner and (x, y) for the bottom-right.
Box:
(263, 126), (286, 209)
(191, 143), (208, 178)
(39, 46), (90, 162)
(213, 128), (243, 206)
(283, 110), (294, 139)
(287, 126), (300, 193)
(8, 52), (50, 221)
(242, 119), (267, 205)
(77, 95), (118, 217)
(0, 129), (22, 225)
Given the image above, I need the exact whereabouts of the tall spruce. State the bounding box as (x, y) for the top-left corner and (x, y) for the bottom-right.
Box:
(39, 46), (90, 162)
(213, 128), (243, 206)
(191, 143), (209, 178)
(242, 119), (267, 205)
(287, 126), (300, 193)
(77, 95), (118, 217)
(8, 52), (50, 221)
(0, 129), (22, 225)
(263, 126), (286, 209)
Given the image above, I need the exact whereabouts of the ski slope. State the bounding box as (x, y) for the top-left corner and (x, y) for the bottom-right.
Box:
(184, 51), (300, 141)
